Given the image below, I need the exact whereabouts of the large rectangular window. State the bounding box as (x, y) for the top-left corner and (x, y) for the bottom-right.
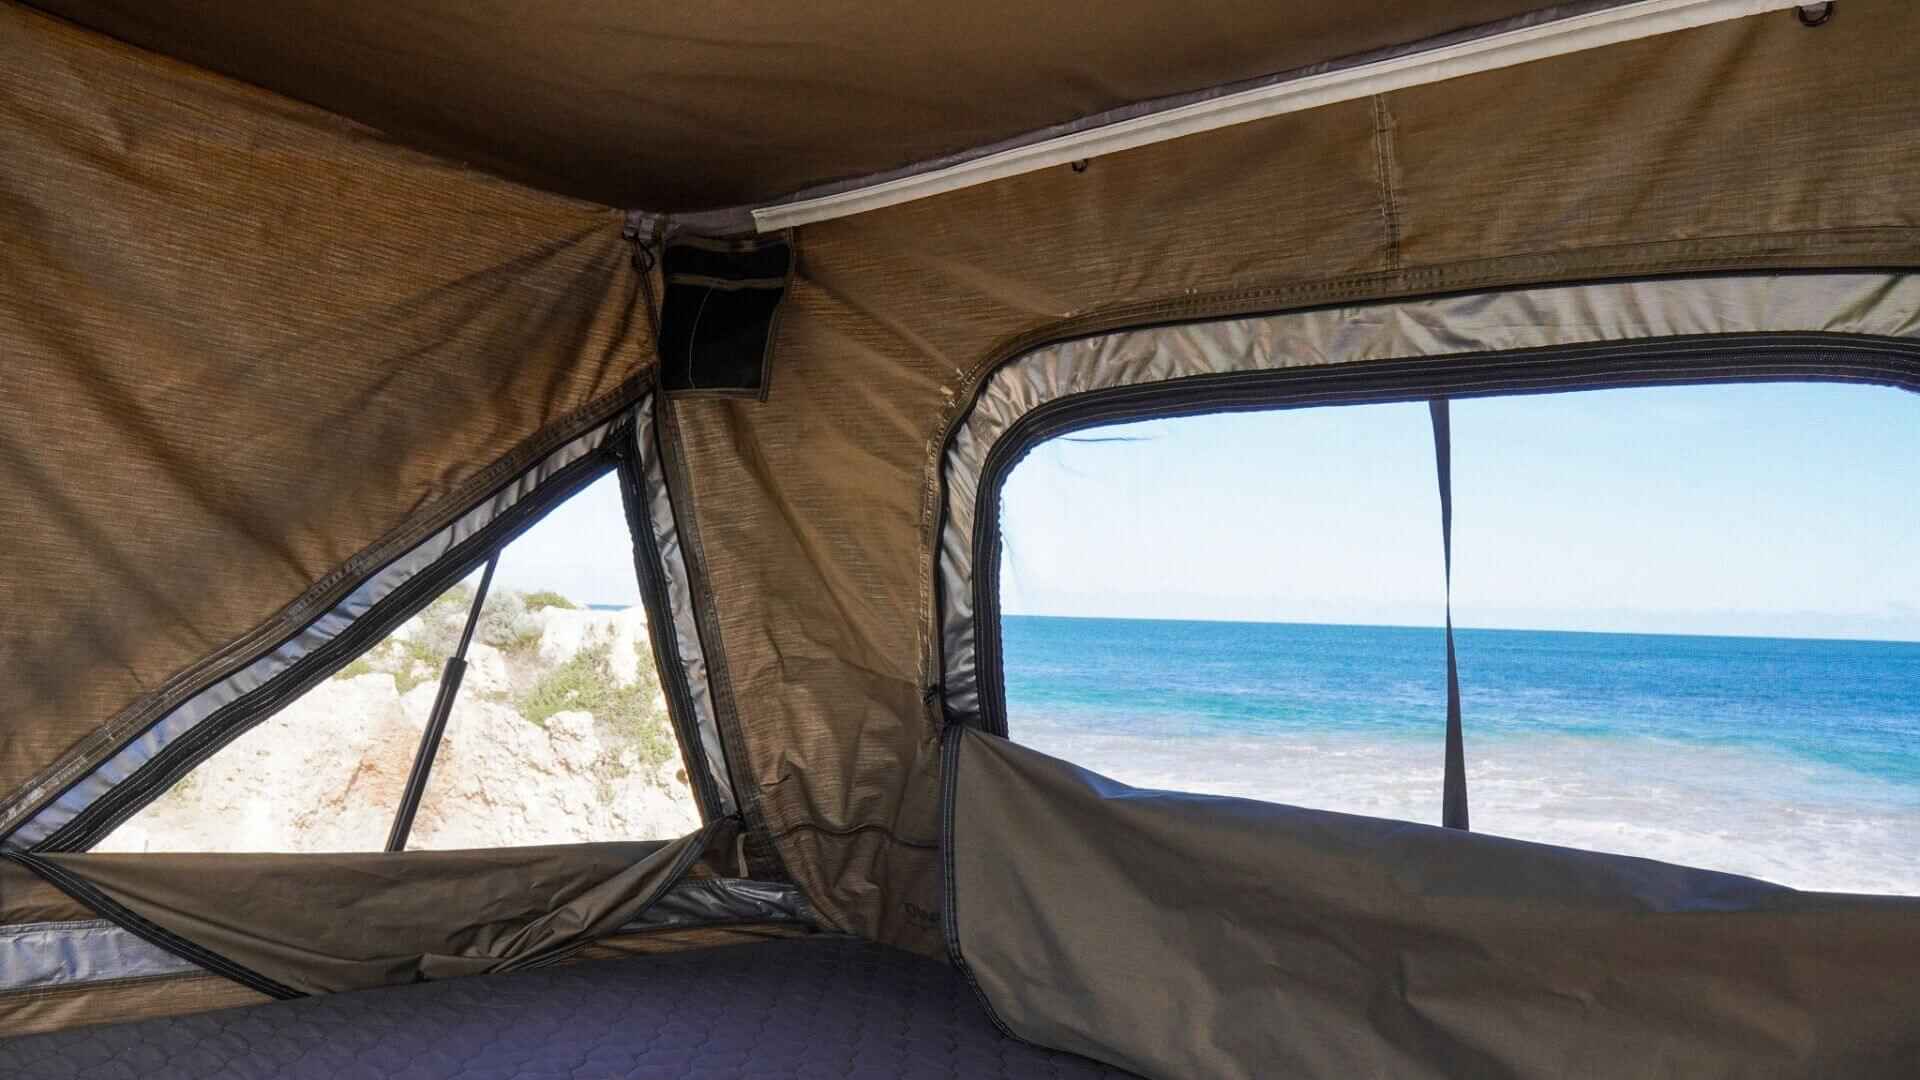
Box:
(997, 384), (1920, 894)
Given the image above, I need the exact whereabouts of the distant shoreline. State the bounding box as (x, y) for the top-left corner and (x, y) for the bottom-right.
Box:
(1003, 612), (1920, 647)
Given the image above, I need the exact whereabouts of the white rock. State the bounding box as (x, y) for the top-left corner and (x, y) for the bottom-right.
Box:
(462, 642), (511, 699)
(537, 609), (612, 665)
(400, 679), (442, 728)
(543, 710), (602, 773)
(545, 709), (595, 742)
(96, 672), (423, 853)
(97, 623), (702, 856)
(536, 607), (650, 685)
(605, 607), (651, 688)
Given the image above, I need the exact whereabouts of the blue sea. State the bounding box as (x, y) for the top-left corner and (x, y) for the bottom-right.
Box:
(1005, 616), (1920, 894)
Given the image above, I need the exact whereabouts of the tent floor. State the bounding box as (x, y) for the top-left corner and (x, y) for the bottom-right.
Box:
(0, 935), (1137, 1079)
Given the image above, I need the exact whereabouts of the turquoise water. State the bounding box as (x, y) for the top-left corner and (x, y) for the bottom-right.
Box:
(1004, 616), (1920, 892)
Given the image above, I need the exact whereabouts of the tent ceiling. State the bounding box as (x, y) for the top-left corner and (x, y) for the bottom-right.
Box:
(27, 0), (1554, 211)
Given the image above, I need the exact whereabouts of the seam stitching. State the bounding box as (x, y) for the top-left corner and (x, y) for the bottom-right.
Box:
(1372, 94), (1402, 270)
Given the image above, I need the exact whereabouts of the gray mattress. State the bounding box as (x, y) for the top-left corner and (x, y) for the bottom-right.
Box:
(0, 936), (1138, 1079)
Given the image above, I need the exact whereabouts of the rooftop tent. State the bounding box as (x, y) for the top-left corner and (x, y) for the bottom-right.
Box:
(3, 0), (1919, 1075)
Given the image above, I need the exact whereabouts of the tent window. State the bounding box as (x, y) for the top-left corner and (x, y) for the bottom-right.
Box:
(993, 383), (1920, 894)
(96, 471), (702, 853)
(401, 472), (699, 849)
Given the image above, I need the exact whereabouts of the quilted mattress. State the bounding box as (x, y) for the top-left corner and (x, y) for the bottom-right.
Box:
(0, 935), (1138, 1079)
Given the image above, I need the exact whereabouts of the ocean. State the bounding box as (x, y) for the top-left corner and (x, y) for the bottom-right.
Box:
(1004, 615), (1920, 895)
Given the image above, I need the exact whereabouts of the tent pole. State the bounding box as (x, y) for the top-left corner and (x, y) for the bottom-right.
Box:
(385, 553), (499, 852)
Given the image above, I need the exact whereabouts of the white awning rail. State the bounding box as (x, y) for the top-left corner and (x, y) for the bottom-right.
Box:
(752, 0), (1809, 232)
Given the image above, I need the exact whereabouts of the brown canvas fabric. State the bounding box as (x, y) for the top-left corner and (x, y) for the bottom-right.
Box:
(0, 973), (270, 1039)
(665, 1), (1920, 954)
(1388, 5), (1920, 273)
(0, 3), (651, 834)
(0, 924), (812, 1038)
(0, 862), (88, 925)
(947, 728), (1920, 1079)
(25, 0), (1553, 210)
(568, 922), (815, 963)
(20, 827), (719, 996)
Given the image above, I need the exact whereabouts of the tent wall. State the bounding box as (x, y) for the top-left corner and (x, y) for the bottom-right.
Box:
(664, 0), (1920, 954)
(0, 4), (651, 839)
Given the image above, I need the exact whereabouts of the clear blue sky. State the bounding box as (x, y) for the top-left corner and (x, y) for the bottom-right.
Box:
(998, 383), (1920, 641)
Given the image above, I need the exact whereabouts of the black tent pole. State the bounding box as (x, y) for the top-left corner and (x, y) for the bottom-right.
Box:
(385, 552), (499, 852)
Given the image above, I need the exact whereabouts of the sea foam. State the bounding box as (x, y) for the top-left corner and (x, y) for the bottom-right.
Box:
(1023, 722), (1920, 896)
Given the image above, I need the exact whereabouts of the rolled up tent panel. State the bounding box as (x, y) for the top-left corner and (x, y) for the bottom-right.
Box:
(0, 850), (818, 1037)
(1, 819), (747, 998)
(943, 727), (1920, 1078)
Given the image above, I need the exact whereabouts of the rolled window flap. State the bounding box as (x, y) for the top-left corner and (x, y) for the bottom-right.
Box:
(943, 727), (1920, 1079)
(8, 817), (739, 997)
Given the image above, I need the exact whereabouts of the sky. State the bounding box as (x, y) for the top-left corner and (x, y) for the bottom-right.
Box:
(491, 472), (642, 608)
(493, 382), (1918, 640)
(998, 383), (1920, 641)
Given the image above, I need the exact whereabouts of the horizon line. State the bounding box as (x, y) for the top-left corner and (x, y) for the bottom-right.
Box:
(1003, 612), (1920, 647)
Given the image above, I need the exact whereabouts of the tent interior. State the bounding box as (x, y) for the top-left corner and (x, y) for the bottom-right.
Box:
(3, 1), (1918, 1076)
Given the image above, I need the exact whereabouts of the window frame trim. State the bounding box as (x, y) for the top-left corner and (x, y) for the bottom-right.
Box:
(617, 404), (740, 818)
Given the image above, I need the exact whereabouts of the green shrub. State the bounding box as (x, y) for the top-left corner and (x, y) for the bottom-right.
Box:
(392, 637), (445, 693)
(329, 615), (449, 692)
(522, 590), (578, 612)
(478, 590), (544, 654)
(517, 640), (675, 771)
